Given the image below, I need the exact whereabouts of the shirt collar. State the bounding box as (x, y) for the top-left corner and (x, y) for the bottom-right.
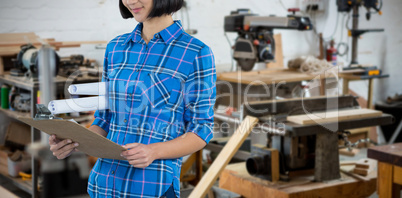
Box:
(123, 20), (184, 45)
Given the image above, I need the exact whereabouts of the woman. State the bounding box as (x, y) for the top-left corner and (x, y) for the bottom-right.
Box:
(49, 0), (216, 197)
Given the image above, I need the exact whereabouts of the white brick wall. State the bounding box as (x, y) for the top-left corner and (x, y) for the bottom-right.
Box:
(0, 0), (401, 101)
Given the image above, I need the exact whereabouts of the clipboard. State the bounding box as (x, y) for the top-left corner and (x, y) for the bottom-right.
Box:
(18, 117), (126, 160)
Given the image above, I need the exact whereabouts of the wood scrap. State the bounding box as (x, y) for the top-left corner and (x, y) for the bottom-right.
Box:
(355, 158), (377, 169)
(286, 108), (382, 125)
(0, 186), (18, 198)
(340, 168), (370, 182)
(353, 167), (371, 176)
(339, 148), (360, 156)
(266, 34), (283, 68)
(340, 161), (356, 166)
(188, 116), (259, 198)
(353, 158), (377, 176)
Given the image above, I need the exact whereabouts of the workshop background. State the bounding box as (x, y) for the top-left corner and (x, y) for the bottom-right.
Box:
(1, 0), (402, 197)
(0, 0), (401, 101)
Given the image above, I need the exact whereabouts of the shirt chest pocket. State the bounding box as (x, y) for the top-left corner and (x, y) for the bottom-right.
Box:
(139, 72), (183, 109)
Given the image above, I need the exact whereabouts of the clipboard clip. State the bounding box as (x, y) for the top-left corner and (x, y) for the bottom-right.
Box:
(34, 104), (62, 120)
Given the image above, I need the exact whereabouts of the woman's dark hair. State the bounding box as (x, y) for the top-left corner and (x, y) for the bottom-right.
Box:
(119, 0), (184, 19)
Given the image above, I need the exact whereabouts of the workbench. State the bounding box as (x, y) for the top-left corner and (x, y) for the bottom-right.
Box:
(219, 162), (377, 198)
(216, 69), (332, 110)
(368, 143), (402, 198)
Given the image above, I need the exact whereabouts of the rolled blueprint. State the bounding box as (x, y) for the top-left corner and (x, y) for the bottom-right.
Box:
(48, 96), (108, 114)
(68, 82), (107, 95)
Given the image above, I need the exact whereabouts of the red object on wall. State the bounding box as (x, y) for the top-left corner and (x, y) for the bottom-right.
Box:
(326, 39), (337, 66)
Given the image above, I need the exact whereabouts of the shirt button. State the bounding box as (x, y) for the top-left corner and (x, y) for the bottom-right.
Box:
(136, 69), (139, 72)
(124, 119), (127, 123)
(111, 171), (115, 174)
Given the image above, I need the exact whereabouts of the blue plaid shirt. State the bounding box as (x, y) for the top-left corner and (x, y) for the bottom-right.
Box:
(88, 20), (216, 197)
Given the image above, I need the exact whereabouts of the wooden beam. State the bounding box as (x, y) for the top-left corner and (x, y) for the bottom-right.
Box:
(0, 56), (4, 75)
(286, 108), (382, 125)
(394, 165), (402, 185)
(0, 186), (18, 198)
(266, 34), (283, 68)
(270, 149), (279, 182)
(195, 150), (203, 184)
(188, 116), (259, 198)
(180, 153), (196, 180)
(378, 162), (393, 198)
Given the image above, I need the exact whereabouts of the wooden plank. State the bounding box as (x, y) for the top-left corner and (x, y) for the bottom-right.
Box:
(0, 32), (39, 45)
(353, 167), (372, 176)
(188, 116), (259, 198)
(340, 161), (356, 166)
(394, 165), (402, 185)
(217, 69), (322, 85)
(0, 56), (4, 75)
(340, 167), (371, 182)
(0, 47), (21, 56)
(195, 150), (203, 184)
(339, 148), (360, 156)
(0, 186), (18, 198)
(180, 153), (196, 180)
(266, 34), (283, 68)
(270, 149), (279, 182)
(219, 162), (377, 198)
(367, 79), (374, 109)
(355, 158), (377, 169)
(286, 109), (382, 125)
(342, 78), (350, 95)
(377, 162), (393, 198)
(368, 143), (402, 167)
(0, 40), (106, 47)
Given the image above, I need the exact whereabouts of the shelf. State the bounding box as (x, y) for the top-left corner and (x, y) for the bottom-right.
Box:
(0, 108), (30, 119)
(0, 73), (99, 197)
(0, 164), (33, 195)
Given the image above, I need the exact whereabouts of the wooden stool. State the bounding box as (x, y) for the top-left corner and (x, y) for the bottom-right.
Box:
(368, 143), (402, 198)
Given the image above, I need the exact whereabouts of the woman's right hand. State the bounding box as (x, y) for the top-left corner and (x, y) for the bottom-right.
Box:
(49, 135), (79, 159)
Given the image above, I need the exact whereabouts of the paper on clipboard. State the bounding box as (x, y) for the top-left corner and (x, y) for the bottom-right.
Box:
(18, 117), (126, 160)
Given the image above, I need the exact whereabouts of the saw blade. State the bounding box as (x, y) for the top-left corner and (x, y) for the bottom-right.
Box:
(237, 58), (256, 71)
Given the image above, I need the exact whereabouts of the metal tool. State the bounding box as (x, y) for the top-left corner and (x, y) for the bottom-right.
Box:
(224, 9), (313, 71)
(336, 0), (384, 65)
(11, 44), (60, 80)
(34, 104), (61, 120)
(58, 54), (91, 77)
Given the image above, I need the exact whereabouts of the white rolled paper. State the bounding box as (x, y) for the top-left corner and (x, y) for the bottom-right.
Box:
(48, 96), (108, 114)
(68, 82), (107, 95)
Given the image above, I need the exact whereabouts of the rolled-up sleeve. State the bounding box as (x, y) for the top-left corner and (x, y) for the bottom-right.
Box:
(91, 48), (112, 133)
(183, 46), (216, 144)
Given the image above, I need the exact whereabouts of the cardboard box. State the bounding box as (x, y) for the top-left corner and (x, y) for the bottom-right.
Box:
(4, 121), (31, 147)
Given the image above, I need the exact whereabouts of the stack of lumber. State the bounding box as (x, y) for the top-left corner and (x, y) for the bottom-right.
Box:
(353, 158), (377, 176)
(0, 32), (106, 74)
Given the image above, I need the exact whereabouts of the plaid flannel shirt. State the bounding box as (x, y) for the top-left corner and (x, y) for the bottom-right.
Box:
(88, 20), (216, 197)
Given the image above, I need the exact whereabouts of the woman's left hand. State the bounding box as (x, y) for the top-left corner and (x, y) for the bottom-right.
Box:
(121, 143), (156, 168)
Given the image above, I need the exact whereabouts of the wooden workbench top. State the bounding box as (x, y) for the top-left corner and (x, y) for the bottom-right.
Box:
(217, 69), (329, 85)
(219, 162), (377, 198)
(368, 143), (402, 167)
